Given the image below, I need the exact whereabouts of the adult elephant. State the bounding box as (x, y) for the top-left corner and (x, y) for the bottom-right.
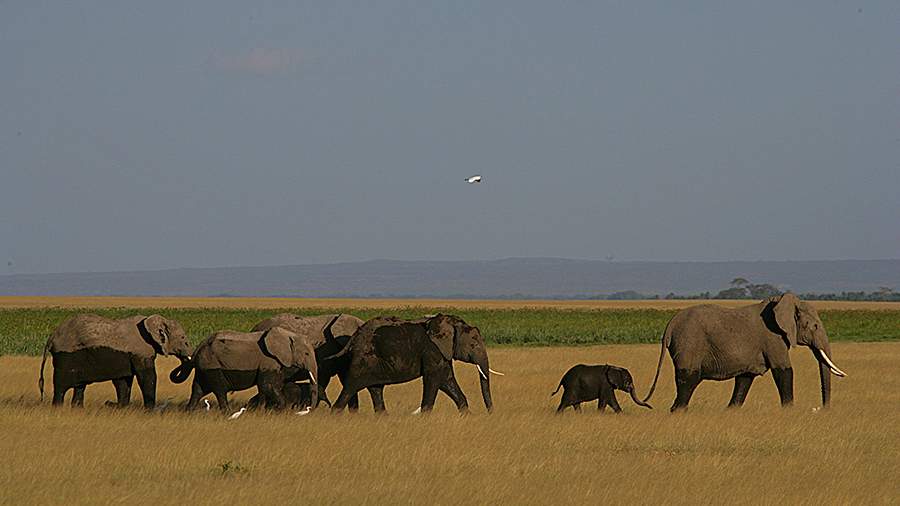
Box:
(39, 314), (192, 408)
(250, 313), (383, 411)
(330, 314), (502, 414)
(643, 293), (847, 411)
(170, 327), (318, 412)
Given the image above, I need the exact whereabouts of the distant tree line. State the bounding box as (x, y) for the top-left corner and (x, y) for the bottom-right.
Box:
(604, 278), (899, 302)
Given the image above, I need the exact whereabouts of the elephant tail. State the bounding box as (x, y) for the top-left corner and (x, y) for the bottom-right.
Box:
(169, 360), (194, 384)
(322, 314), (341, 343)
(550, 381), (563, 397)
(642, 319), (674, 404)
(39, 334), (53, 402)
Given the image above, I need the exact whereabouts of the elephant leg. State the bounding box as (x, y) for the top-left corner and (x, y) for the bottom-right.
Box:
(557, 390), (578, 413)
(771, 367), (794, 406)
(71, 385), (86, 408)
(671, 369), (701, 412)
(728, 374), (755, 408)
(420, 375), (441, 413)
(315, 376), (331, 408)
(572, 403), (582, 412)
(52, 375), (68, 406)
(368, 386), (386, 413)
(347, 393), (359, 411)
(332, 383), (363, 412)
(135, 368), (157, 409)
(213, 390), (230, 412)
(607, 393), (622, 414)
(112, 377), (134, 407)
(246, 393), (265, 411)
(259, 382), (286, 410)
(187, 380), (207, 411)
(438, 375), (469, 414)
(597, 396), (607, 412)
(52, 388), (67, 406)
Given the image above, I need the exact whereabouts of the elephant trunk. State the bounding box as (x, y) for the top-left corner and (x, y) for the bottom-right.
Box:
(628, 387), (653, 409)
(474, 356), (493, 413)
(306, 361), (318, 410)
(819, 358), (831, 407)
(169, 358), (194, 384)
(812, 338), (841, 407)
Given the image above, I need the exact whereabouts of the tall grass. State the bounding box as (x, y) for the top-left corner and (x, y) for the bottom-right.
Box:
(1, 307), (898, 356)
(1, 342), (896, 504)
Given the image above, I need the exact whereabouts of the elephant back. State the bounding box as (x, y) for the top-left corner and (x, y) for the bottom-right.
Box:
(252, 314), (364, 349)
(49, 314), (148, 355)
(198, 331), (268, 371)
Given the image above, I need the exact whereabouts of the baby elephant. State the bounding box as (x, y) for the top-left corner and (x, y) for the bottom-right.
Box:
(552, 364), (653, 413)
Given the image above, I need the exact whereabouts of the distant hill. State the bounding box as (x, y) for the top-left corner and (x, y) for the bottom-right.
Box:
(1, 258), (898, 298)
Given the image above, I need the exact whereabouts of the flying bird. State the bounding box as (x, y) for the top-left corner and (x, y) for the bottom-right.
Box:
(228, 407), (247, 420)
(465, 175), (482, 184)
(203, 399), (211, 411)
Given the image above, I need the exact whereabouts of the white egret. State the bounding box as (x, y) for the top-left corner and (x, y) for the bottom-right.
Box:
(228, 407), (247, 420)
(203, 399), (211, 411)
(465, 175), (482, 184)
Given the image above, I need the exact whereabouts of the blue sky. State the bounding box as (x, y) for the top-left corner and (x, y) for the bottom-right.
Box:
(2, 2), (898, 273)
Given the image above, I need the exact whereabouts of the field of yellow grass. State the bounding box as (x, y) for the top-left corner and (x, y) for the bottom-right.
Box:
(1, 341), (897, 504)
(2, 295), (898, 311)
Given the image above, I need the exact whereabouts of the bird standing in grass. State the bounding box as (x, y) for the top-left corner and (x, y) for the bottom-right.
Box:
(228, 407), (246, 420)
(465, 175), (482, 184)
(203, 399), (211, 411)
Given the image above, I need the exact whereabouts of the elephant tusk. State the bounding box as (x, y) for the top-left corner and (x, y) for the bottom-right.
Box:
(476, 364), (488, 380)
(489, 368), (505, 376)
(819, 351), (847, 377)
(295, 379), (310, 384)
(308, 371), (317, 384)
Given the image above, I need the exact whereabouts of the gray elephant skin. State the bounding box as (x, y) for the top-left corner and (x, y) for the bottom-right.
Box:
(252, 313), (363, 349)
(249, 313), (382, 411)
(39, 313), (192, 408)
(330, 314), (500, 414)
(170, 327), (318, 412)
(552, 364), (653, 413)
(644, 293), (847, 411)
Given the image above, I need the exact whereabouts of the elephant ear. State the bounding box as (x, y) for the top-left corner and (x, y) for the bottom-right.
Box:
(262, 327), (295, 367)
(773, 293), (799, 347)
(141, 315), (170, 355)
(426, 315), (455, 361)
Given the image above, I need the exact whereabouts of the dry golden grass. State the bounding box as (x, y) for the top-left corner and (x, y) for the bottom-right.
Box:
(1, 342), (897, 504)
(1, 295), (897, 311)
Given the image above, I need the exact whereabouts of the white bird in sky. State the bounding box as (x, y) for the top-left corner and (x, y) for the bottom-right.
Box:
(465, 175), (482, 184)
(203, 399), (211, 411)
(228, 407), (247, 420)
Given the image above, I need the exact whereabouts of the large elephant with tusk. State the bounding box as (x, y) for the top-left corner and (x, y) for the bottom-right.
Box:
(643, 293), (846, 411)
(329, 314), (503, 414)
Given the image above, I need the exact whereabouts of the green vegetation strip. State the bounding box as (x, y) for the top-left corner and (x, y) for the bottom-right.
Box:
(1, 307), (898, 356)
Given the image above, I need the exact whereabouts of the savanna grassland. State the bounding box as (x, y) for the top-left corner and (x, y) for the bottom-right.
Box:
(0, 297), (898, 504)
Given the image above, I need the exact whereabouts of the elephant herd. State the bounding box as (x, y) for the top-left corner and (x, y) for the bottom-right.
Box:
(37, 293), (847, 415)
(40, 312), (499, 415)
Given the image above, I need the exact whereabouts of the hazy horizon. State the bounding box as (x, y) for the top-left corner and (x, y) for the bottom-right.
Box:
(3, 2), (898, 275)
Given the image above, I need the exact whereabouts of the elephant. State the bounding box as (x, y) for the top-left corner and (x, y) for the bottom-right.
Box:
(39, 313), (192, 409)
(245, 332), (353, 410)
(169, 327), (318, 412)
(329, 314), (502, 414)
(643, 293), (847, 412)
(252, 313), (364, 350)
(250, 313), (384, 411)
(247, 381), (314, 411)
(551, 364), (653, 413)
